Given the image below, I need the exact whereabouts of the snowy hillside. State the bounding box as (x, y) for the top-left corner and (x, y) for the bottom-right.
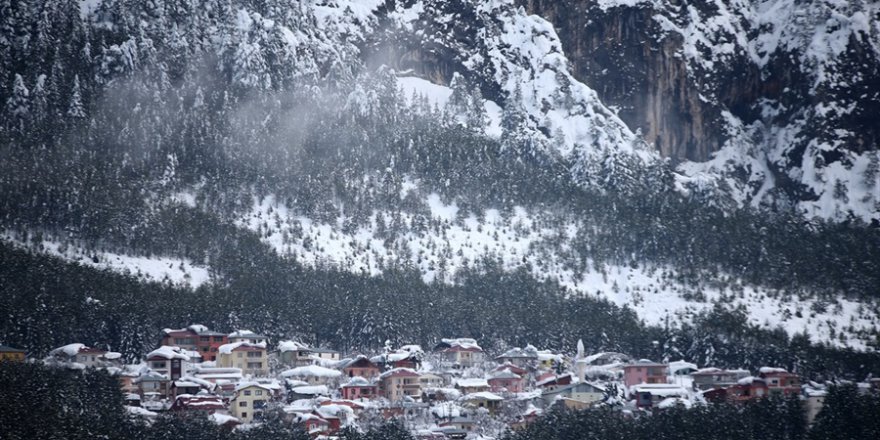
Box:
(2, 231), (211, 288)
(233, 192), (879, 350)
(576, 0), (880, 223)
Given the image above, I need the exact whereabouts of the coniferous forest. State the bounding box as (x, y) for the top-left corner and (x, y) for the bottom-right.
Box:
(2, 0), (880, 438)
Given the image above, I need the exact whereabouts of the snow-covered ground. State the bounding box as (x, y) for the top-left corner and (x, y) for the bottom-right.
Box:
(1, 232), (211, 288)
(397, 76), (503, 138)
(235, 192), (879, 350)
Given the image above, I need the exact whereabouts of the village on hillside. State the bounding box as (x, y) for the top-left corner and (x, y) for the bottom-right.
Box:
(2, 325), (879, 439)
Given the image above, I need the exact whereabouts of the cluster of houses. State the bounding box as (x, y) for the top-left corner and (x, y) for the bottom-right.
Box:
(3, 330), (880, 438)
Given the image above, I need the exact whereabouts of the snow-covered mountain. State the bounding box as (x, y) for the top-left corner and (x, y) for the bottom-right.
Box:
(1, 0), (879, 357)
(521, 0), (880, 222)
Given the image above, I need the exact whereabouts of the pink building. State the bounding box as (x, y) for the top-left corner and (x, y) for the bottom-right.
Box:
(340, 376), (378, 400)
(623, 360), (668, 389)
(758, 367), (801, 396)
(488, 370), (524, 393)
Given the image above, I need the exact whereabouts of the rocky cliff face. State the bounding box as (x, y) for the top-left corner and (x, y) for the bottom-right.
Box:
(519, 0), (725, 162)
(519, 0), (880, 223)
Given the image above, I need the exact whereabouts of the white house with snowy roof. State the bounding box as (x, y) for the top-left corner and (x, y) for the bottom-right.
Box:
(459, 391), (504, 414)
(146, 345), (192, 380)
(46, 343), (121, 369)
(455, 378), (490, 394)
(278, 340), (314, 366)
(629, 383), (690, 408)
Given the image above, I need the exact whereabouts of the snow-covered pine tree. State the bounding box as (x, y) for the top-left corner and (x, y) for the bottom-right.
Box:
(66, 74), (86, 119)
(30, 74), (48, 129)
(5, 73), (29, 133)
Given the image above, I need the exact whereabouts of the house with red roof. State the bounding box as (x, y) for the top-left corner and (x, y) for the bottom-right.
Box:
(161, 325), (228, 362)
(536, 372), (573, 391)
(295, 413), (330, 436)
(343, 356), (381, 379)
(758, 367), (801, 396)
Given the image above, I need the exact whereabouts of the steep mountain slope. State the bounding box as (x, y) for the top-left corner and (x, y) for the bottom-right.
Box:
(520, 0), (880, 222)
(1, 0), (879, 361)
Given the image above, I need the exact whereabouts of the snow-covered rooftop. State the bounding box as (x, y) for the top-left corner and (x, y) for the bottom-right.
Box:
(291, 385), (330, 396)
(461, 391), (504, 401)
(146, 346), (191, 360)
(209, 413), (239, 425)
(379, 367), (420, 379)
(228, 330), (267, 339)
(669, 360), (699, 373)
(281, 365), (343, 378)
(342, 376), (373, 387)
(49, 343), (87, 357)
(278, 340), (310, 353)
(218, 341), (265, 354)
(455, 378), (489, 388)
(759, 366), (790, 375)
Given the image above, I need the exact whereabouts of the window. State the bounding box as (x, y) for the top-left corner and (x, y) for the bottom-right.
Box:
(247, 362), (263, 369)
(200, 336), (210, 342)
(237, 352), (243, 358)
(241, 412), (247, 419)
(244, 390), (251, 396)
(152, 361), (166, 369)
(255, 390), (263, 396)
(211, 347), (218, 352)
(247, 351), (261, 358)
(239, 401), (247, 407)
(201, 346), (210, 352)
(214, 336), (224, 342)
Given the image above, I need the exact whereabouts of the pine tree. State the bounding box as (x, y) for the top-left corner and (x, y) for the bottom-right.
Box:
(446, 72), (471, 118)
(500, 83), (526, 152)
(5, 73), (29, 133)
(67, 74), (86, 118)
(30, 73), (48, 137)
(466, 86), (489, 131)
